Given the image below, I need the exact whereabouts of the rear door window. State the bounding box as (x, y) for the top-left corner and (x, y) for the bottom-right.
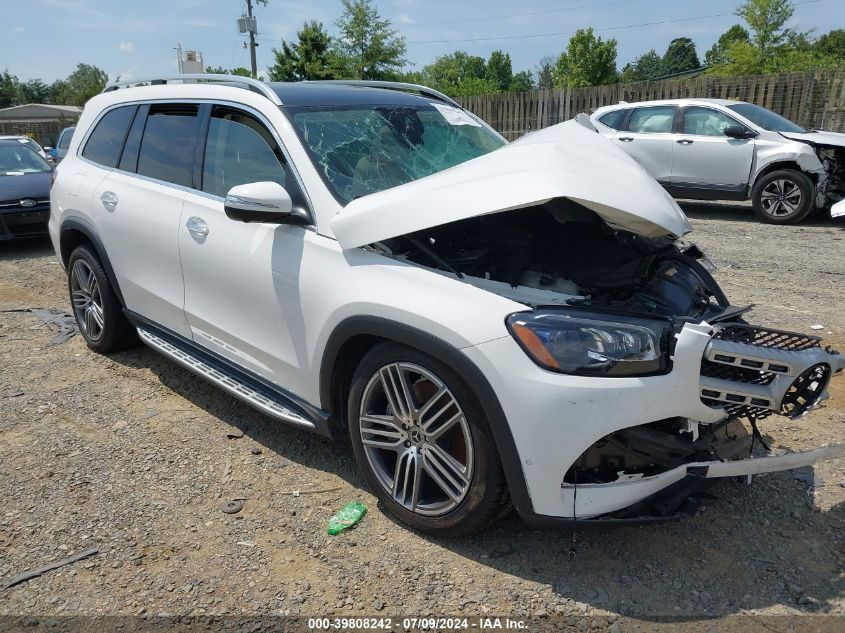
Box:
(81, 106), (137, 168)
(628, 106), (676, 134)
(136, 104), (199, 187)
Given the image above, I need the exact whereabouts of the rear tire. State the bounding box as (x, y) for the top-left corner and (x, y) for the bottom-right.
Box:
(67, 245), (137, 353)
(751, 169), (814, 224)
(347, 342), (509, 536)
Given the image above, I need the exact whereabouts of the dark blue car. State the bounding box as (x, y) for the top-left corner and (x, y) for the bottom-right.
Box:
(0, 139), (52, 240)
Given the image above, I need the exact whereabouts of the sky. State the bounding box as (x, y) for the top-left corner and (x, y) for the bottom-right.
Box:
(3, 0), (844, 83)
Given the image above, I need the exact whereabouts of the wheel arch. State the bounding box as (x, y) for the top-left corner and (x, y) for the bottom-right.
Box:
(752, 159), (820, 188)
(319, 315), (533, 514)
(59, 218), (125, 307)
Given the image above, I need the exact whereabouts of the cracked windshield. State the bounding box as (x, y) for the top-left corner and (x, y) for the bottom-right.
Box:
(290, 103), (506, 204)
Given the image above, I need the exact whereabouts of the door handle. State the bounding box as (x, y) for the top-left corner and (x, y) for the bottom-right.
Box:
(617, 136), (634, 142)
(676, 139), (694, 145)
(100, 191), (118, 211)
(185, 216), (209, 237)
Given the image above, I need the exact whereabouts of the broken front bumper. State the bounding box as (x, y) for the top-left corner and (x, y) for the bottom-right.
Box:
(466, 319), (844, 521)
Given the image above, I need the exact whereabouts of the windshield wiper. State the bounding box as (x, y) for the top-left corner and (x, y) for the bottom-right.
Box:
(405, 235), (463, 280)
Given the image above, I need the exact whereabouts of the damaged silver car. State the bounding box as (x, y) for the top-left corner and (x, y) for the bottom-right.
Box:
(591, 99), (845, 224)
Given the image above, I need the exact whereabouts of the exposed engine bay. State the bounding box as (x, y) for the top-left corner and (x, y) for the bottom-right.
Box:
(816, 145), (845, 206)
(377, 198), (727, 319)
(564, 417), (751, 485)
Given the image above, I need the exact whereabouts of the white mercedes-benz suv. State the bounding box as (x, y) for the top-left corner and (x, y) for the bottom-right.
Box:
(49, 75), (844, 535)
(590, 98), (845, 224)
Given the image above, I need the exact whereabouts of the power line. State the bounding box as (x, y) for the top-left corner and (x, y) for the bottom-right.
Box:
(400, 0), (640, 28)
(406, 0), (823, 45)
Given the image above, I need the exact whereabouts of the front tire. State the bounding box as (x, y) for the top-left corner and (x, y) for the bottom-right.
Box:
(751, 169), (814, 224)
(347, 342), (509, 536)
(67, 245), (137, 353)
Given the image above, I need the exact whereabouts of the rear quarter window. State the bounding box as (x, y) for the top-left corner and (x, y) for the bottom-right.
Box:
(598, 109), (628, 130)
(82, 107), (136, 168)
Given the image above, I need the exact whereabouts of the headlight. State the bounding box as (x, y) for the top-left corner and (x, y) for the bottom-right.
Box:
(506, 309), (671, 376)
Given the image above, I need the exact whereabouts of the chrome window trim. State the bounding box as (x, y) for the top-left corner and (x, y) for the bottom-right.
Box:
(74, 97), (317, 223)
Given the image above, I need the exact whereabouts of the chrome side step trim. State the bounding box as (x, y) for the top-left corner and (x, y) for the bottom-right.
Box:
(137, 326), (315, 430)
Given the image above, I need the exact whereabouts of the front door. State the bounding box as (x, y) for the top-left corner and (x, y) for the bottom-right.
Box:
(670, 105), (755, 197)
(178, 104), (313, 393)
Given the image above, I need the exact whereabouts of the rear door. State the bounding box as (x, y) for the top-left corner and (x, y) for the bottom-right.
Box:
(612, 105), (677, 187)
(90, 103), (200, 337)
(670, 105), (755, 197)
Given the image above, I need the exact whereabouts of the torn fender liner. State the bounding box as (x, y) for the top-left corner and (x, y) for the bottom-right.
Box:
(331, 120), (692, 249)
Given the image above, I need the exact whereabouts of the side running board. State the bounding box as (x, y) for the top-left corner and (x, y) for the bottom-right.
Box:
(137, 326), (320, 433)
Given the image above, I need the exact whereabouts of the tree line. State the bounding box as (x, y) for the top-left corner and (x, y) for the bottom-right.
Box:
(0, 64), (108, 108)
(2, 0), (843, 109)
(267, 0), (844, 94)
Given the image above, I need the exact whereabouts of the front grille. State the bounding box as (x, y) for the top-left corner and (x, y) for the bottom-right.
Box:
(8, 221), (47, 235)
(713, 324), (821, 351)
(701, 399), (774, 421)
(700, 359), (776, 385)
(0, 199), (50, 209)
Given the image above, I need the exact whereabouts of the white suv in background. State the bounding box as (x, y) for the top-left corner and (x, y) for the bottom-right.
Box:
(591, 99), (845, 224)
(49, 75), (844, 535)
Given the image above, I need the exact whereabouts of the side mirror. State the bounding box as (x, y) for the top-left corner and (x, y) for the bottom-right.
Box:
(724, 126), (755, 139)
(224, 181), (307, 224)
(43, 146), (53, 152)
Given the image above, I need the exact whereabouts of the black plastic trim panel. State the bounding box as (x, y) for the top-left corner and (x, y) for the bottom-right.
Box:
(59, 217), (126, 306)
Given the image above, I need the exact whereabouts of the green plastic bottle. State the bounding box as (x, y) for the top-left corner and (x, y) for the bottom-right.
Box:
(327, 501), (367, 535)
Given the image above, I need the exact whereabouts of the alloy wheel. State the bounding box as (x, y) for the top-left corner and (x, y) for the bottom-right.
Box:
(70, 259), (105, 342)
(760, 178), (803, 218)
(358, 362), (474, 516)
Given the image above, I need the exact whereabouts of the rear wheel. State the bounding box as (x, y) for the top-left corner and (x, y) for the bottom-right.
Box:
(68, 245), (136, 352)
(348, 342), (509, 536)
(751, 169), (814, 224)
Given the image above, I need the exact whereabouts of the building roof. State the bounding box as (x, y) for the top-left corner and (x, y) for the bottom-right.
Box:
(0, 104), (83, 122)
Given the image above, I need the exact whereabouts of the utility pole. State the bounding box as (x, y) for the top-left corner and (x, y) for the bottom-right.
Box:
(241, 0), (267, 79)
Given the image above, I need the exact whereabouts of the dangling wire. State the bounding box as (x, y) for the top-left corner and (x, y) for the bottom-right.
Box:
(568, 464), (578, 560)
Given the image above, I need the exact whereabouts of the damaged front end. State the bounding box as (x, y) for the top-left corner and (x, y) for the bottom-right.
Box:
(375, 199), (845, 522)
(335, 120), (844, 523)
(781, 131), (845, 209)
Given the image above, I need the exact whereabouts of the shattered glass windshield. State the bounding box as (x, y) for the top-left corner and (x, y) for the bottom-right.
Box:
(288, 103), (506, 205)
(727, 103), (805, 133)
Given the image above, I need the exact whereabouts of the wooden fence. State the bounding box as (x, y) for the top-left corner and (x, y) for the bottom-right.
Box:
(456, 70), (845, 140)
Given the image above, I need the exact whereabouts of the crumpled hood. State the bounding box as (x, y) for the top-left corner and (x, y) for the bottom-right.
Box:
(330, 120), (692, 249)
(781, 130), (845, 148)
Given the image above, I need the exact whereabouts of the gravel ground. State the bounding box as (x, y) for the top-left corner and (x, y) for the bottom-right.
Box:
(0, 203), (844, 629)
